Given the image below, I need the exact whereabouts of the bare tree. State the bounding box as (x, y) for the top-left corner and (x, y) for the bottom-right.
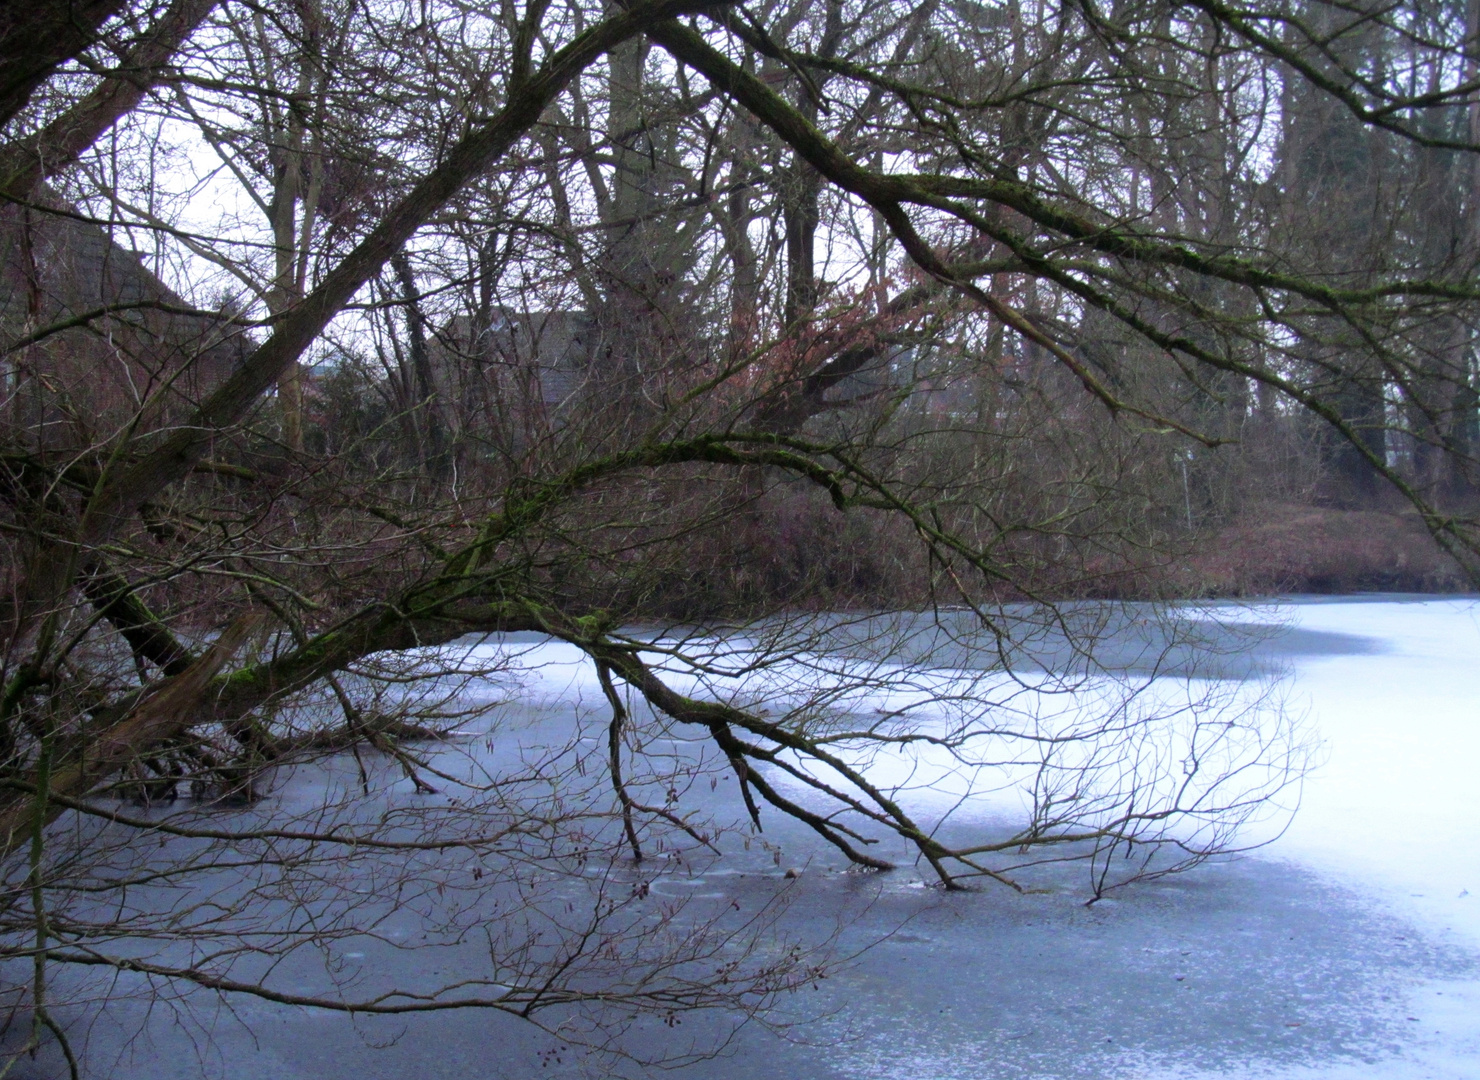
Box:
(1, 0), (1478, 1073)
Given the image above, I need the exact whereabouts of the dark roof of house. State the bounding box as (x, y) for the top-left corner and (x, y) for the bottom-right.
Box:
(0, 192), (245, 436)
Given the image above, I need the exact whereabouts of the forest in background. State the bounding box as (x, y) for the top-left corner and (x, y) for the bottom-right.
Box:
(8, 0), (1480, 623)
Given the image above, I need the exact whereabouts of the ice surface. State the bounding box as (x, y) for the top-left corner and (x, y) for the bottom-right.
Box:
(465, 599), (1480, 1079)
(911, 597), (1480, 1080)
(1272, 599), (1480, 949)
(9, 598), (1480, 1080)
(1175, 597), (1480, 1080)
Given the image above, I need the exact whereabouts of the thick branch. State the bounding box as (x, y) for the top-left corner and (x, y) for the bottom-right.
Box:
(0, 0), (219, 197)
(0, 0), (126, 128)
(0, 611), (261, 859)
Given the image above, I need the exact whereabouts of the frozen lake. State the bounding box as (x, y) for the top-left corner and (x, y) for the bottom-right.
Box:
(11, 596), (1480, 1079)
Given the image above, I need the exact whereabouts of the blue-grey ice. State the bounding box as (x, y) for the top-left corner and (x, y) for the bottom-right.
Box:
(7, 597), (1479, 1079)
